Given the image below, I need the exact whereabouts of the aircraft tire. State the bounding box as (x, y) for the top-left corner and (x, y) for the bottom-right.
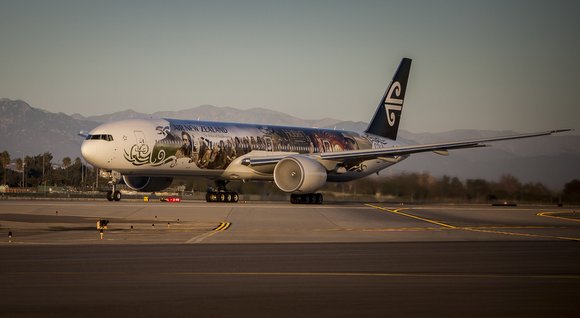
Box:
(315, 193), (323, 204)
(290, 194), (299, 204)
(206, 192), (216, 202)
(206, 191), (239, 203)
(290, 193), (323, 204)
(113, 190), (122, 201)
(106, 191), (114, 201)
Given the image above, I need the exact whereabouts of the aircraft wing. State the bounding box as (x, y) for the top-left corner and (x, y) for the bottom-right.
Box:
(241, 129), (571, 167)
(319, 129), (571, 161)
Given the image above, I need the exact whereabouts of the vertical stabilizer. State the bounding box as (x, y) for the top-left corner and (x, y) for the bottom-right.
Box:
(365, 58), (412, 140)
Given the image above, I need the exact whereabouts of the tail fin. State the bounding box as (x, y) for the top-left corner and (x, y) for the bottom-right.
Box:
(365, 58), (412, 140)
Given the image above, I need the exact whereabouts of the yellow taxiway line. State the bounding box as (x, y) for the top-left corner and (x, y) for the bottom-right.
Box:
(537, 211), (580, 223)
(365, 204), (456, 229)
(366, 204), (580, 242)
(165, 271), (580, 280)
(186, 221), (231, 244)
(5, 271), (579, 280)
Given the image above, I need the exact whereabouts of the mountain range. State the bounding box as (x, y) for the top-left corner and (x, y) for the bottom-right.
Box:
(1, 98), (578, 189)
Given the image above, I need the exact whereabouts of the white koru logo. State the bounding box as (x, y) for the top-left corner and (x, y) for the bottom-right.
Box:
(384, 81), (403, 127)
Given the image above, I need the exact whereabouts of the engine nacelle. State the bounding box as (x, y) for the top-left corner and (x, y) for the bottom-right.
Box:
(122, 176), (173, 192)
(273, 156), (327, 193)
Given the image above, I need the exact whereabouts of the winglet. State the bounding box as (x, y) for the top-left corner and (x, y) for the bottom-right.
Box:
(549, 129), (573, 134)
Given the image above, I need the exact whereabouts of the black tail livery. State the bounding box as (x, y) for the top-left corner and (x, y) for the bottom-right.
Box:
(365, 57), (412, 140)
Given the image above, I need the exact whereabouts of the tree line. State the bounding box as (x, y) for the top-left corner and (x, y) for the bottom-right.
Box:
(1, 150), (579, 203)
(0, 150), (104, 190)
(320, 173), (580, 204)
(179, 167), (580, 204)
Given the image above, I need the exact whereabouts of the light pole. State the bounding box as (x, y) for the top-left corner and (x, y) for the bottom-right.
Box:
(80, 161), (83, 191)
(22, 162), (25, 188)
(42, 154), (45, 193)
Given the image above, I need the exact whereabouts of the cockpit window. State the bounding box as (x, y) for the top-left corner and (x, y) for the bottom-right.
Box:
(86, 134), (114, 141)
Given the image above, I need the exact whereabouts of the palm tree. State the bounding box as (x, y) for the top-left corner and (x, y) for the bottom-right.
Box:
(16, 158), (23, 187)
(62, 157), (72, 168)
(0, 150), (10, 185)
(62, 157), (71, 185)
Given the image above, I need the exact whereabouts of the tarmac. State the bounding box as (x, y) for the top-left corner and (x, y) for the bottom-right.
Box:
(1, 199), (579, 317)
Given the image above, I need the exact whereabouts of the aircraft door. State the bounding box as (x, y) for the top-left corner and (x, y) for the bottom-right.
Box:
(133, 130), (150, 158)
(134, 130), (146, 146)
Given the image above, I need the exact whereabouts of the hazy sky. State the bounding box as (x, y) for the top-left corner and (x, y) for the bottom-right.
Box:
(1, 0), (579, 133)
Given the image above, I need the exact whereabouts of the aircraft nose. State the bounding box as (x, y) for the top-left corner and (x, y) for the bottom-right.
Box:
(81, 140), (100, 166)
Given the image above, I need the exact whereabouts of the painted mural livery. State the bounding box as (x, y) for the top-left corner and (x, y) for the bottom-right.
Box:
(123, 120), (374, 170)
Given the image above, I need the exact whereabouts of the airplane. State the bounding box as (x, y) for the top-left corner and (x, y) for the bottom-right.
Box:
(80, 58), (570, 204)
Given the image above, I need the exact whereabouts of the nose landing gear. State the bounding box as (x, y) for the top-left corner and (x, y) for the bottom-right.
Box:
(103, 170), (122, 202)
(106, 187), (122, 201)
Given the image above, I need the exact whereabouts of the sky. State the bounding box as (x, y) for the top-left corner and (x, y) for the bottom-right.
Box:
(1, 0), (579, 133)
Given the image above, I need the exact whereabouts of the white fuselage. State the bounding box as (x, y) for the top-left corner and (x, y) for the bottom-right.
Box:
(81, 118), (408, 183)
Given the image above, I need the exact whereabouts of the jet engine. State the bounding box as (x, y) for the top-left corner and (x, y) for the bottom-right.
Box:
(122, 176), (173, 192)
(273, 156), (327, 193)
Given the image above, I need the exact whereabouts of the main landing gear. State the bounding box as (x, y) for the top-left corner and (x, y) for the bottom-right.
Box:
(290, 193), (323, 204)
(206, 180), (239, 203)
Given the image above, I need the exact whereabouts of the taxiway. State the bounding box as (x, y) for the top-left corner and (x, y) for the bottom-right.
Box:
(1, 200), (579, 317)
